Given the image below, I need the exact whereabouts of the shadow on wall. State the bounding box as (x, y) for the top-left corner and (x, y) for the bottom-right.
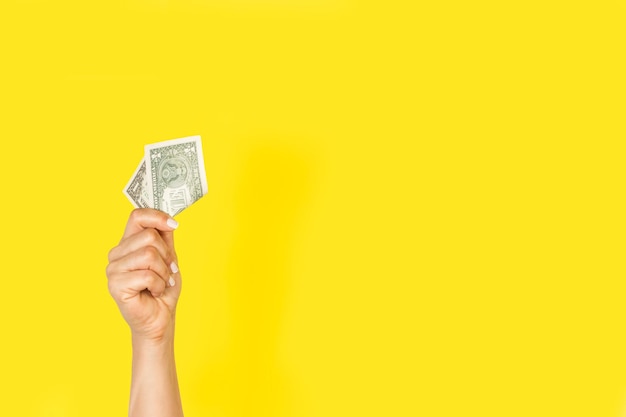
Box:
(199, 139), (314, 417)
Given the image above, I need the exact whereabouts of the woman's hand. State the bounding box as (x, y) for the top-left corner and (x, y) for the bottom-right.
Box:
(106, 208), (182, 343)
(107, 208), (185, 416)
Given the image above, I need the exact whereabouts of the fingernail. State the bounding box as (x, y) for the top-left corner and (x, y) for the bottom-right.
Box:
(170, 261), (179, 274)
(169, 276), (176, 287)
(166, 218), (179, 229)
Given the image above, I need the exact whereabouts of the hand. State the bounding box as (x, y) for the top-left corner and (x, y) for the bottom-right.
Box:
(106, 208), (182, 344)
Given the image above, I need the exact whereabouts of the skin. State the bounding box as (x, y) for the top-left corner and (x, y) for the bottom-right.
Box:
(106, 208), (184, 417)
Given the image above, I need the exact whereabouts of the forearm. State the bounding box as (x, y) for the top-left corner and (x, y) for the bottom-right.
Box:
(129, 332), (183, 417)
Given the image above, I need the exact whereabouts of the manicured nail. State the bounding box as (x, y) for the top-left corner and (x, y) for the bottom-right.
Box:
(169, 276), (176, 287)
(166, 218), (179, 229)
(170, 261), (179, 274)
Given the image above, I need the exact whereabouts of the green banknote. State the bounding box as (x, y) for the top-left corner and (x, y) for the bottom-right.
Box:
(123, 135), (208, 216)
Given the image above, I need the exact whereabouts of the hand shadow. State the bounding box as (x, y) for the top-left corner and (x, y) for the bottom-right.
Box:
(196, 139), (314, 417)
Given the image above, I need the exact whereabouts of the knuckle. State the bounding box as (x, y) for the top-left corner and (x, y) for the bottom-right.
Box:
(142, 246), (160, 262)
(107, 246), (117, 263)
(143, 228), (160, 245)
(141, 269), (157, 286)
(107, 278), (116, 296)
(105, 263), (113, 277)
(129, 208), (143, 223)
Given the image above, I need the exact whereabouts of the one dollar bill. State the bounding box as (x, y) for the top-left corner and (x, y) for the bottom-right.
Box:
(123, 158), (153, 209)
(123, 135), (208, 217)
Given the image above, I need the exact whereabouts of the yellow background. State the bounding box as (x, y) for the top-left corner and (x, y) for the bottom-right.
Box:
(1, 0), (625, 416)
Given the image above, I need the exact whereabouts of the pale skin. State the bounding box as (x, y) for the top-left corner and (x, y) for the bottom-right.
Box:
(106, 208), (184, 417)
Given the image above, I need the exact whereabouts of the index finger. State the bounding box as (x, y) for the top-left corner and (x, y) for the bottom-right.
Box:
(122, 208), (179, 240)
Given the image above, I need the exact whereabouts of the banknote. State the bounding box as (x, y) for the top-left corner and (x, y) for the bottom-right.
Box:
(144, 135), (208, 217)
(123, 157), (153, 209)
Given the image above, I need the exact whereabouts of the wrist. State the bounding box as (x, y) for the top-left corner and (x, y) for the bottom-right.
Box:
(129, 327), (182, 417)
(132, 326), (175, 352)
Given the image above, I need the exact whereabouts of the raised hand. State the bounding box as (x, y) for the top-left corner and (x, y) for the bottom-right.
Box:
(106, 208), (181, 342)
